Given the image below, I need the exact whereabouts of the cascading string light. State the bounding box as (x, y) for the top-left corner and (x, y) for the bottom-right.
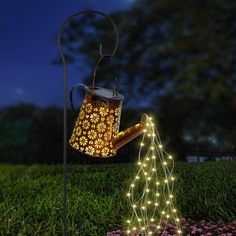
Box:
(126, 115), (182, 235)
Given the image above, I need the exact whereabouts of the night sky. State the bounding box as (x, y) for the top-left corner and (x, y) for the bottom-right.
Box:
(0, 0), (132, 108)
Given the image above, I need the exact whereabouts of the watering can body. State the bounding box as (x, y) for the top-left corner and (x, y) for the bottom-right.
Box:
(69, 85), (146, 158)
(69, 56), (146, 158)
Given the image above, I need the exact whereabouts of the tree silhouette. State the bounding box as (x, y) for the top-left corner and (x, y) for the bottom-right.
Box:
(55, 0), (236, 157)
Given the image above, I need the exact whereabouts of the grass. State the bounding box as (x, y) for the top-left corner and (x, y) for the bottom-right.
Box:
(0, 161), (236, 235)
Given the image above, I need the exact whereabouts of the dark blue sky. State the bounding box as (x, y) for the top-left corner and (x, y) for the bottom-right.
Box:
(0, 0), (132, 108)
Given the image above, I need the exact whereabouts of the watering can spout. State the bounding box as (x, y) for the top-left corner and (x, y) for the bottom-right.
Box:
(112, 114), (147, 151)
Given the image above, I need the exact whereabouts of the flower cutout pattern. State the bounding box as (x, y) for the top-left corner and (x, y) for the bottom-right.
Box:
(88, 130), (97, 139)
(79, 136), (87, 146)
(90, 113), (99, 123)
(69, 93), (122, 157)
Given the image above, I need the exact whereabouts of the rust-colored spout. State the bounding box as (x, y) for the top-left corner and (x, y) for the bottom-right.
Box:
(112, 114), (147, 151)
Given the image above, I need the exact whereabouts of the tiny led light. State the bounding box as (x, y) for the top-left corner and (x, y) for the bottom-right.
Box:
(150, 218), (154, 222)
(127, 220), (131, 223)
(173, 209), (177, 212)
(138, 161), (142, 165)
(131, 184), (135, 187)
(127, 193), (131, 197)
(141, 227), (145, 230)
(132, 204), (136, 208)
(133, 227), (136, 230)
(170, 194), (174, 198)
(148, 177), (151, 180)
(135, 176), (140, 179)
(147, 201), (151, 204)
(168, 155), (173, 159)
(141, 206), (146, 210)
(152, 155), (156, 159)
(154, 202), (159, 206)
(138, 218), (141, 222)
(151, 146), (154, 150)
(163, 161), (167, 165)
(140, 143), (144, 146)
(158, 144), (163, 148)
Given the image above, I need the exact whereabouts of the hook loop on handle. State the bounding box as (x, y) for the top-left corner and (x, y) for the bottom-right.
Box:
(92, 55), (119, 96)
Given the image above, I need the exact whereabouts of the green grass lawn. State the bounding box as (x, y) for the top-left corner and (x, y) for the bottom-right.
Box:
(0, 161), (236, 235)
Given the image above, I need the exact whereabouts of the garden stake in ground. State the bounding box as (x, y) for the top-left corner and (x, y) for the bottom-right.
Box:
(126, 116), (182, 236)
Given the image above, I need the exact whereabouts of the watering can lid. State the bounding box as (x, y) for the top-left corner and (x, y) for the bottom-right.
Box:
(86, 86), (124, 101)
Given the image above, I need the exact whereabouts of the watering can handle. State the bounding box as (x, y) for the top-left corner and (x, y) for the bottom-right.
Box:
(92, 55), (119, 96)
(69, 84), (88, 118)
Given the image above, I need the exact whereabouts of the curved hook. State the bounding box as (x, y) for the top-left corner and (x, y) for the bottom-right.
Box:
(58, 10), (119, 65)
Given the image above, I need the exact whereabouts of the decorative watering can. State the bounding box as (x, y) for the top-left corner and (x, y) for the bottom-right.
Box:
(69, 56), (146, 158)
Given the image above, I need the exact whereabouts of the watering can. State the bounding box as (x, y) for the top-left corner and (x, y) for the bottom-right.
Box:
(69, 57), (146, 158)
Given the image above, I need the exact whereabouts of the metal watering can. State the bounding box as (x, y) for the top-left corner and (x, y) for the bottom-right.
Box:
(69, 56), (146, 158)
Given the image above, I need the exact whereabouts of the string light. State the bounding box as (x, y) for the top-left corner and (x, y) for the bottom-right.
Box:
(125, 115), (182, 235)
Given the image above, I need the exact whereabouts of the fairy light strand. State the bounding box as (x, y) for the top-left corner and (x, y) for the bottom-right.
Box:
(126, 115), (182, 235)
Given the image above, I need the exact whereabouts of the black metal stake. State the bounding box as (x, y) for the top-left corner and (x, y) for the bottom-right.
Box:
(57, 10), (119, 236)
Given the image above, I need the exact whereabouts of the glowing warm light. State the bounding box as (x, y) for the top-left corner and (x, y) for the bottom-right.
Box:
(125, 115), (182, 235)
